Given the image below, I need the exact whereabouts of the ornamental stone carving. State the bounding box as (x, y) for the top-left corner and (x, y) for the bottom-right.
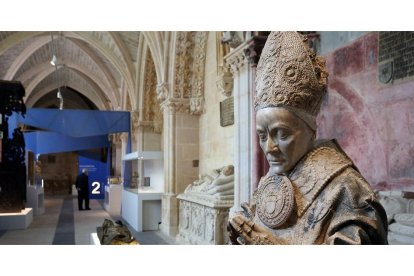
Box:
(190, 97), (204, 115)
(119, 132), (129, 143)
(156, 83), (169, 102)
(143, 51), (157, 121)
(216, 67), (233, 97)
(224, 43), (249, 75)
(176, 197), (232, 245)
(183, 165), (234, 202)
(172, 31), (207, 115)
(142, 50), (163, 133)
(177, 165), (234, 244)
(221, 31), (243, 49)
(174, 32), (194, 99)
(130, 111), (139, 142)
(191, 32), (207, 99)
(161, 98), (190, 115)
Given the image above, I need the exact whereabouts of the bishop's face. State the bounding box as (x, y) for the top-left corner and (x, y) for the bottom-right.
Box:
(256, 107), (315, 175)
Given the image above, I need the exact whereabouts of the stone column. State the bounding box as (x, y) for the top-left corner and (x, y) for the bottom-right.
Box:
(225, 35), (268, 214)
(244, 35), (269, 191)
(119, 132), (129, 182)
(160, 99), (199, 237)
(225, 42), (253, 214)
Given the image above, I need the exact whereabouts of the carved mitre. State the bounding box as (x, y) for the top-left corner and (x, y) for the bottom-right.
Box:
(254, 32), (328, 128)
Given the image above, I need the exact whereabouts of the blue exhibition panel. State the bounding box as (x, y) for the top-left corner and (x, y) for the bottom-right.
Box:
(24, 131), (109, 155)
(78, 152), (107, 200)
(14, 108), (130, 137)
(11, 108), (131, 198)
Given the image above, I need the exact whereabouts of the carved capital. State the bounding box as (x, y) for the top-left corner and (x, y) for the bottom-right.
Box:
(156, 82), (169, 102)
(131, 110), (139, 128)
(221, 31), (243, 49)
(243, 35), (268, 67)
(216, 66), (233, 97)
(119, 132), (129, 143)
(224, 41), (249, 75)
(190, 97), (204, 115)
(161, 98), (190, 115)
(137, 121), (154, 131)
(111, 133), (121, 144)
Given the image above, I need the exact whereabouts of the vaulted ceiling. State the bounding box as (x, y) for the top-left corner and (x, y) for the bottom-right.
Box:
(0, 31), (140, 110)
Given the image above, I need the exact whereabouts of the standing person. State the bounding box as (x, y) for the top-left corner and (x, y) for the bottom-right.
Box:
(75, 168), (90, 211)
(227, 31), (388, 244)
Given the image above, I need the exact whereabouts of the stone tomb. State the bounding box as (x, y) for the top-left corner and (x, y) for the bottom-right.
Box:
(177, 194), (232, 245)
(177, 165), (234, 244)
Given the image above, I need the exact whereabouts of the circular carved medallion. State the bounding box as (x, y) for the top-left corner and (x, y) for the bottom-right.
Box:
(256, 175), (294, 228)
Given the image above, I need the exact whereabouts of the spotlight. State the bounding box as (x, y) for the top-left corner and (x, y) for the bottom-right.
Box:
(50, 55), (57, 66)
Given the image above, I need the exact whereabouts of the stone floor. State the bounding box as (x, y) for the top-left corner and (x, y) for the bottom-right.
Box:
(0, 195), (176, 245)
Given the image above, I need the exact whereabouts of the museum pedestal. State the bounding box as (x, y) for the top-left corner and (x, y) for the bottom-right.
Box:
(176, 193), (232, 245)
(121, 188), (162, 232)
(0, 208), (33, 230)
(26, 185), (44, 216)
(90, 232), (101, 245)
(104, 184), (122, 215)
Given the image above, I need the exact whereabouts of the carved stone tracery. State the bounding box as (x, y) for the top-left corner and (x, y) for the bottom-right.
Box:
(224, 44), (249, 75)
(143, 50), (163, 133)
(172, 31), (207, 115)
(130, 110), (139, 142)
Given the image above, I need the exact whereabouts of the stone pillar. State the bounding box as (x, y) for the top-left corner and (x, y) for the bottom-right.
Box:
(244, 35), (269, 191)
(119, 132), (129, 181)
(225, 35), (268, 214)
(225, 42), (253, 214)
(160, 99), (199, 237)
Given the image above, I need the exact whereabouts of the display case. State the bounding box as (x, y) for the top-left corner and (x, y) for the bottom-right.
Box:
(121, 151), (164, 232)
(26, 184), (45, 216)
(104, 177), (122, 215)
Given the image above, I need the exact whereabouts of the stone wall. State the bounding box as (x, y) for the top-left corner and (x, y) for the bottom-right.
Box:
(39, 152), (78, 195)
(199, 32), (234, 175)
(317, 32), (414, 191)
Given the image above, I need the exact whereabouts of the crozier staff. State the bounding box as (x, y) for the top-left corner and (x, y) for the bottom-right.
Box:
(228, 31), (388, 245)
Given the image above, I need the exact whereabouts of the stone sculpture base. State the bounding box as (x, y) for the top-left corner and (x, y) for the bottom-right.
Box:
(177, 193), (232, 245)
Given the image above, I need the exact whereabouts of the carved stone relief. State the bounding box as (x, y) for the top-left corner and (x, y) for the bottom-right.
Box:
(143, 50), (163, 133)
(221, 31), (243, 49)
(174, 32), (195, 99)
(190, 32), (207, 115)
(130, 110), (138, 142)
(205, 209), (215, 242)
(176, 196), (232, 245)
(156, 83), (169, 103)
(216, 67), (233, 97)
(225, 47), (248, 75)
(143, 51), (157, 122)
(161, 98), (190, 115)
(173, 31), (207, 115)
(177, 165), (234, 244)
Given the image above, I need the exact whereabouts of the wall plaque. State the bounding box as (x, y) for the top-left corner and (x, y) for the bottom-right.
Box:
(379, 32), (414, 83)
(220, 97), (234, 127)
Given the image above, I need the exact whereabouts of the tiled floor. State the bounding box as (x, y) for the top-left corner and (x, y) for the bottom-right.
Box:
(0, 195), (176, 245)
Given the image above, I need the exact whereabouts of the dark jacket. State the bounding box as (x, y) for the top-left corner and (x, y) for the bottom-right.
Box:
(75, 173), (89, 192)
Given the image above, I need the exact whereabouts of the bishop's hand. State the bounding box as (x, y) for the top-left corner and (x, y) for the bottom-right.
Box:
(228, 214), (286, 245)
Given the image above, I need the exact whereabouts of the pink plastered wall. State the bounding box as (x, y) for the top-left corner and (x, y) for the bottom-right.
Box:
(317, 32), (414, 191)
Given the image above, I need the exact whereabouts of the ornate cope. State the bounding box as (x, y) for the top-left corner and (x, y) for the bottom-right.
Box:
(255, 141), (354, 228)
